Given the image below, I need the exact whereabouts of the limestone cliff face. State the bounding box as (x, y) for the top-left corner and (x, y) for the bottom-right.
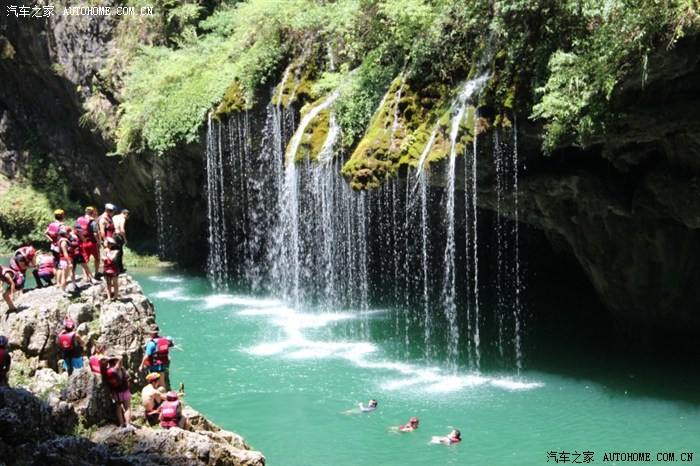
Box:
(1, 8), (698, 352)
(0, 276), (265, 466)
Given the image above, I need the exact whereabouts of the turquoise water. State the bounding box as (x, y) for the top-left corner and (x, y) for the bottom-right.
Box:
(133, 269), (700, 466)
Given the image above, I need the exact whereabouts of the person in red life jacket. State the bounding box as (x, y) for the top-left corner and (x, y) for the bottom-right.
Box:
(45, 209), (65, 271)
(9, 245), (37, 274)
(32, 252), (55, 288)
(159, 391), (191, 430)
(112, 208), (129, 275)
(102, 354), (133, 428)
(1, 266), (25, 312)
(138, 326), (171, 390)
(68, 228), (97, 288)
(89, 343), (107, 375)
(0, 335), (11, 386)
(75, 206), (101, 280)
(141, 372), (166, 426)
(431, 429), (462, 445)
(395, 417), (420, 432)
(56, 227), (73, 297)
(57, 318), (85, 375)
(98, 203), (117, 248)
(101, 237), (120, 301)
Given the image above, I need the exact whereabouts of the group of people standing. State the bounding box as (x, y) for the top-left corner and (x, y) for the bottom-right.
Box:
(1, 203), (130, 312)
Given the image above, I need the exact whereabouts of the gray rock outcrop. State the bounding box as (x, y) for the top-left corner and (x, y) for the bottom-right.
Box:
(0, 275), (265, 466)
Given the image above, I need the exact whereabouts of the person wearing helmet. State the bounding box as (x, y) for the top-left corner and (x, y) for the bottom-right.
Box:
(141, 372), (166, 426)
(0, 335), (11, 386)
(56, 227), (73, 297)
(75, 206), (101, 280)
(98, 204), (117, 248)
(56, 318), (85, 375)
(9, 245), (37, 274)
(159, 390), (191, 430)
(45, 209), (65, 270)
(359, 399), (378, 413)
(102, 354), (132, 428)
(1, 266), (24, 312)
(397, 417), (420, 432)
(67, 227), (97, 289)
(138, 326), (170, 389)
(101, 237), (120, 301)
(431, 429), (462, 444)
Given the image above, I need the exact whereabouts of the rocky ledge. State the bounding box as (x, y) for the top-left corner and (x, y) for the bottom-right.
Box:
(0, 276), (265, 466)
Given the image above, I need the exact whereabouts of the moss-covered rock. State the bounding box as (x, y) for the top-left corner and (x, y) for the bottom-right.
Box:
(214, 81), (247, 119)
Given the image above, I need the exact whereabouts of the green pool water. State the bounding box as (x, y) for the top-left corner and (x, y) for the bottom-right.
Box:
(133, 269), (700, 466)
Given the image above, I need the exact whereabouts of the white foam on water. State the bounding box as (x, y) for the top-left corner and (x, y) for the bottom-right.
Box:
(206, 294), (282, 309)
(152, 287), (194, 301)
(147, 276), (184, 283)
(238, 300), (543, 395)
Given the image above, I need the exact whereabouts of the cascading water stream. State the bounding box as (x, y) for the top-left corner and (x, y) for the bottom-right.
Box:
(205, 113), (229, 289)
(442, 75), (488, 368)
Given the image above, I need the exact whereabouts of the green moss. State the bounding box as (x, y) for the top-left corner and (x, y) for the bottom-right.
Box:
(214, 81), (247, 119)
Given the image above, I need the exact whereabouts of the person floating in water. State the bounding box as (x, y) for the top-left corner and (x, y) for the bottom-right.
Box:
(431, 429), (461, 444)
(394, 417), (419, 432)
(359, 399), (377, 412)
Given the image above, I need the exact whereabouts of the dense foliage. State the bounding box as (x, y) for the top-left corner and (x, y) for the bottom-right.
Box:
(108, 0), (699, 156)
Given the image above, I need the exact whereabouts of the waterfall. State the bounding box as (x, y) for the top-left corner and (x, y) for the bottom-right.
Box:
(442, 75), (488, 368)
(205, 113), (229, 289)
(201, 70), (527, 372)
(154, 161), (166, 260)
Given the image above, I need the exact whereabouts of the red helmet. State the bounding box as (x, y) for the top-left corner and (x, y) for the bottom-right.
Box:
(410, 417), (419, 423)
(64, 318), (75, 330)
(166, 391), (178, 401)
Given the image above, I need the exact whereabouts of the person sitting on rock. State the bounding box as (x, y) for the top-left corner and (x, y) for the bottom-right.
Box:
(0, 335), (11, 386)
(32, 252), (55, 288)
(56, 318), (85, 375)
(142, 372), (166, 426)
(102, 354), (133, 429)
(1, 266), (24, 312)
(160, 391), (191, 431)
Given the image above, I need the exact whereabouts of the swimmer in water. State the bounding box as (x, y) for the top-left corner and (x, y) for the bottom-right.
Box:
(393, 417), (419, 432)
(359, 399), (378, 412)
(431, 429), (461, 444)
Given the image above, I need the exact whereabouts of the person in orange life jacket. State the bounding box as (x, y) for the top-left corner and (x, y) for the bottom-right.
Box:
(1, 266), (25, 312)
(55, 227), (74, 297)
(432, 429), (462, 445)
(142, 372), (166, 426)
(45, 209), (65, 271)
(68, 228), (96, 288)
(75, 206), (101, 280)
(0, 335), (11, 386)
(9, 245), (37, 274)
(396, 417), (420, 432)
(98, 203), (117, 248)
(101, 237), (120, 301)
(138, 326), (172, 390)
(89, 343), (107, 374)
(57, 318), (85, 375)
(32, 252), (55, 288)
(112, 208), (129, 275)
(102, 354), (133, 428)
(160, 391), (191, 431)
